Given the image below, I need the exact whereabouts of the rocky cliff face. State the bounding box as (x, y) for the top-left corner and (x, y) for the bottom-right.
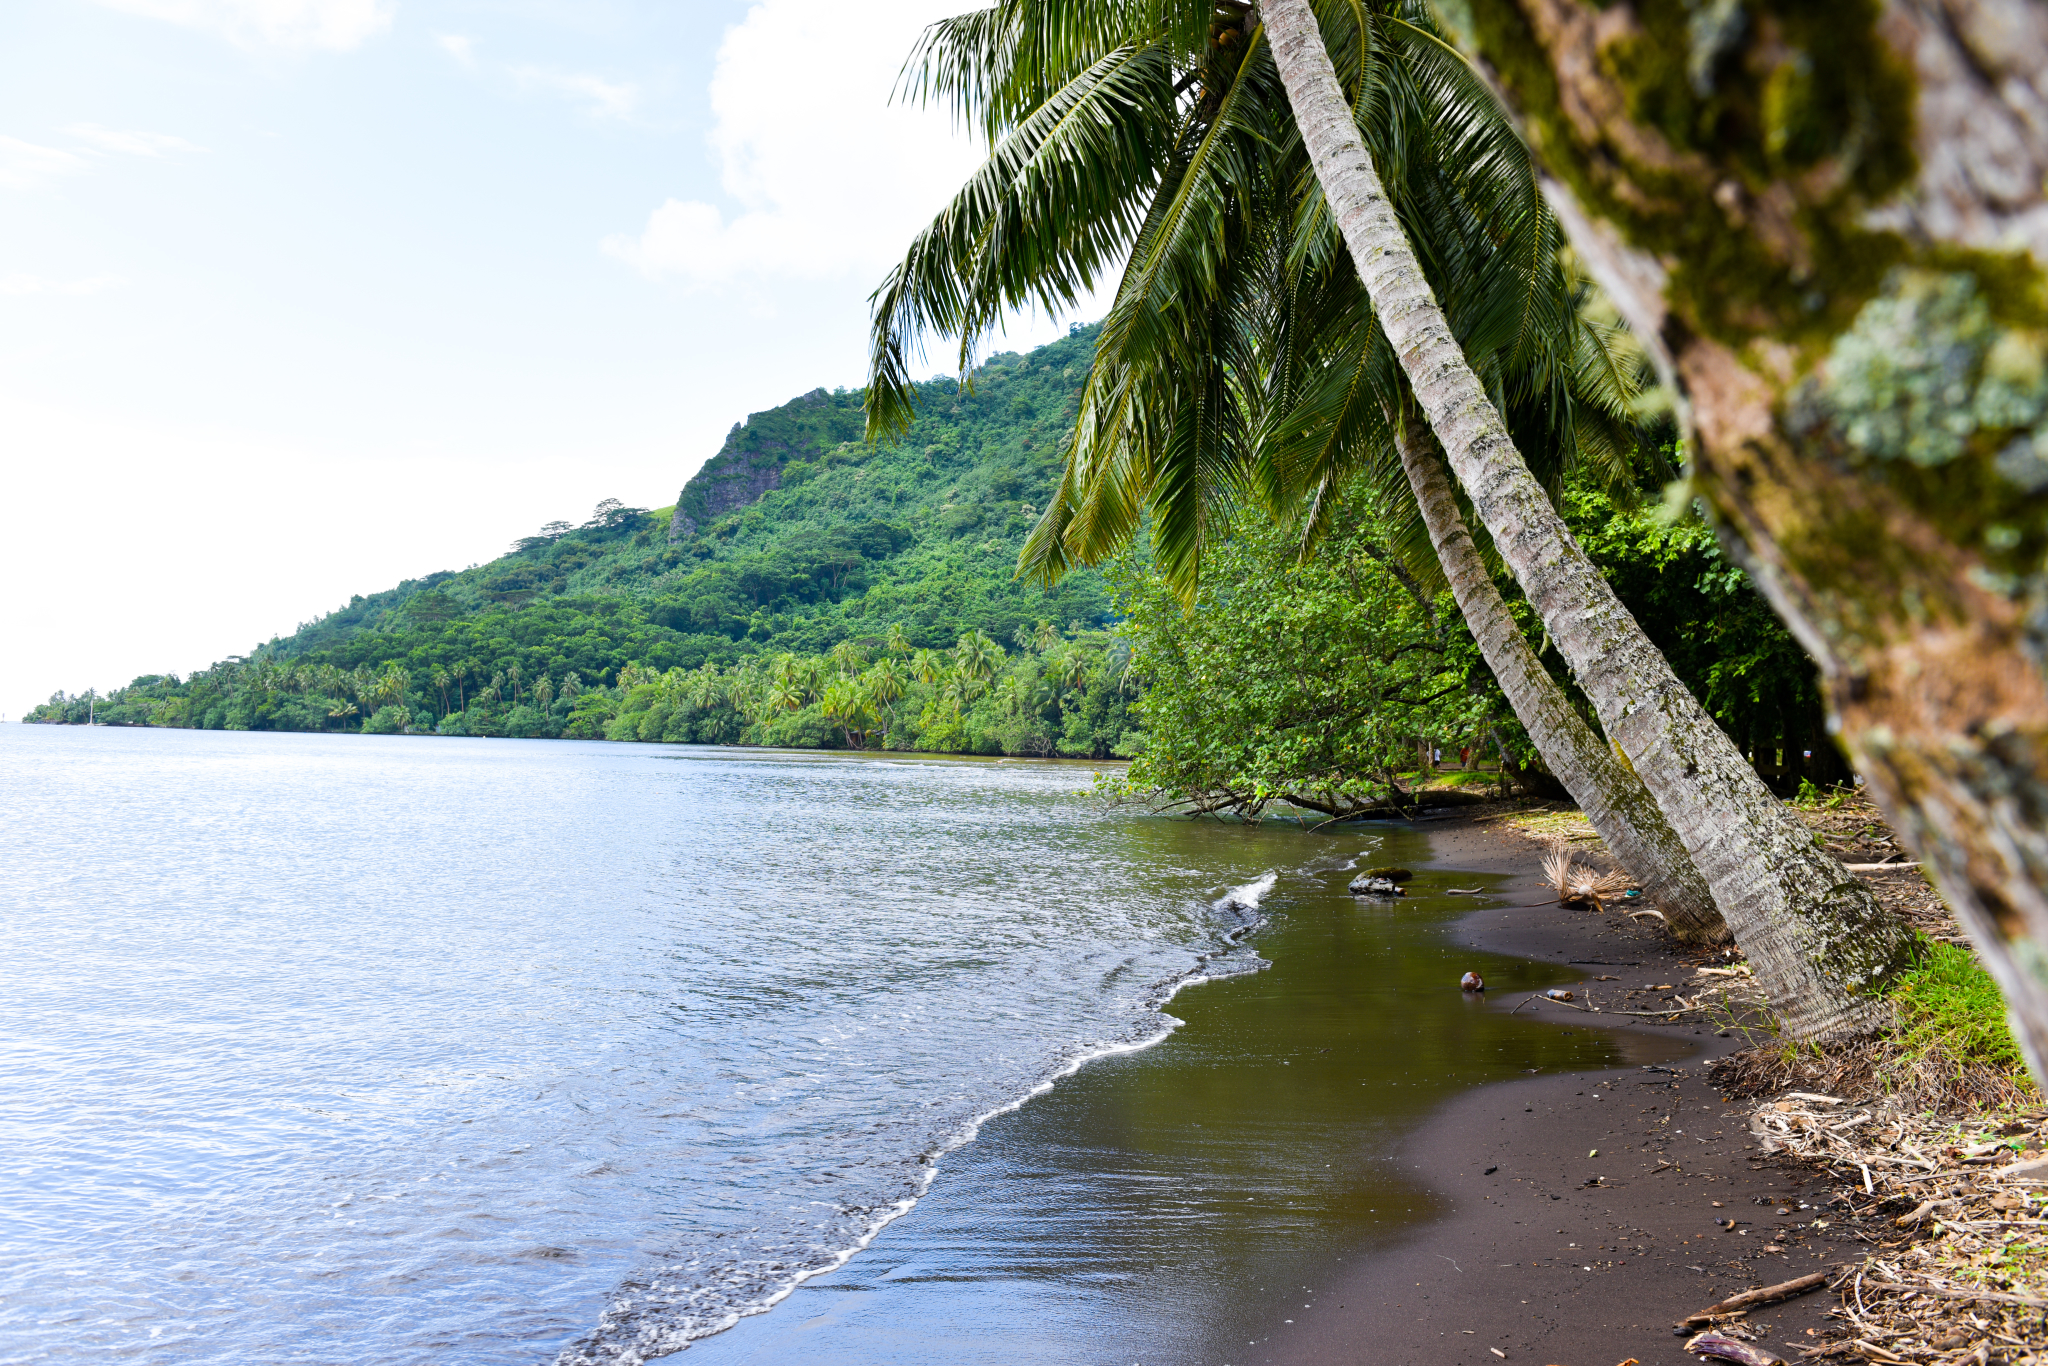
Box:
(669, 388), (866, 540)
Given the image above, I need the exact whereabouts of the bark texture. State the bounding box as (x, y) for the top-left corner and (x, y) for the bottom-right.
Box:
(1395, 415), (1728, 941)
(1465, 0), (2048, 1083)
(1258, 0), (1917, 1039)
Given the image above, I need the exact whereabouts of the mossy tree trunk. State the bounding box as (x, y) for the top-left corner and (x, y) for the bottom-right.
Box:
(1397, 413), (1728, 942)
(1257, 0), (1918, 1039)
(1461, 0), (2048, 1083)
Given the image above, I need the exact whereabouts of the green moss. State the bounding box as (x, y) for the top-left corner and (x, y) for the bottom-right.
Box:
(1885, 940), (2030, 1077)
(1800, 269), (2048, 579)
(1466, 0), (1917, 350)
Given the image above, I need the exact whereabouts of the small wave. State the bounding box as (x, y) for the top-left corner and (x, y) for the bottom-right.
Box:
(1215, 869), (1278, 914)
(557, 871), (1286, 1366)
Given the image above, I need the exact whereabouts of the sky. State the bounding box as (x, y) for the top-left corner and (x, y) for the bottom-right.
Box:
(1, 0), (1103, 715)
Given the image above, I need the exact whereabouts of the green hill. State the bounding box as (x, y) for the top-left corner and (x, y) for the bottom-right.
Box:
(29, 323), (1141, 756)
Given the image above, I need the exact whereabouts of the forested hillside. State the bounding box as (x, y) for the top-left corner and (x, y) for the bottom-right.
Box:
(27, 325), (1140, 755)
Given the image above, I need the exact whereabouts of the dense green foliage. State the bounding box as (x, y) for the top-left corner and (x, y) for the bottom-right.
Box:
(1108, 492), (1503, 816)
(28, 311), (1832, 785)
(28, 326), (1141, 755)
(1106, 455), (1842, 812)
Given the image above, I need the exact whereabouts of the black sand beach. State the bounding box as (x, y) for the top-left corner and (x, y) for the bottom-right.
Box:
(1265, 812), (1873, 1366)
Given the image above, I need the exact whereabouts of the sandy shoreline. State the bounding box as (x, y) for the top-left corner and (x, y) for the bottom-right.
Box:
(1260, 810), (1873, 1366)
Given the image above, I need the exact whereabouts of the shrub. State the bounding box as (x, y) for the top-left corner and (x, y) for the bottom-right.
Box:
(500, 704), (549, 738)
(362, 705), (410, 735)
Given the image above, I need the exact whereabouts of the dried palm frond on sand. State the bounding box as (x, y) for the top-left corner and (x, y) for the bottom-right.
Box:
(1542, 842), (1634, 912)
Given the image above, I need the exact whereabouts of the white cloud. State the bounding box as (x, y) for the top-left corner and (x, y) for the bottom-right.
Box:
(64, 125), (198, 157)
(0, 274), (126, 296)
(603, 0), (985, 288)
(0, 136), (90, 190)
(437, 33), (475, 68)
(510, 66), (640, 121)
(91, 0), (394, 52)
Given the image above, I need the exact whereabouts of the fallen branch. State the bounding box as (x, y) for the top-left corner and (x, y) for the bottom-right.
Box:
(1678, 1271), (1831, 1327)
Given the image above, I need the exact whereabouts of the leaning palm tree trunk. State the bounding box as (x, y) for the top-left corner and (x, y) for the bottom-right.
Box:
(1258, 0), (1913, 1038)
(1395, 412), (1724, 942)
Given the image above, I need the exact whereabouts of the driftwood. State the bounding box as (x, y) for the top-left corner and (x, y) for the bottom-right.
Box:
(1677, 1271), (1830, 1327)
(1682, 1331), (1785, 1366)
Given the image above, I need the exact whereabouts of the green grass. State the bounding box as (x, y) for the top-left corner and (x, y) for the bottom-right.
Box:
(1887, 940), (2028, 1076)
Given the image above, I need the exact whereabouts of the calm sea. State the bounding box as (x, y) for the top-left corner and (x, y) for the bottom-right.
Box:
(0, 726), (1654, 1365)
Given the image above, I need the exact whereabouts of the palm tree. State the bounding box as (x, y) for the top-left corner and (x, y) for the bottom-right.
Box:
(452, 662), (469, 711)
(388, 667), (413, 719)
(686, 661), (726, 711)
(829, 640), (870, 676)
(1252, 0), (1911, 1030)
(561, 670), (582, 700)
(1058, 648), (1091, 694)
(910, 648), (948, 685)
(874, 0), (1906, 1031)
(953, 630), (1002, 686)
(865, 657), (908, 732)
(348, 666), (376, 717)
(821, 676), (877, 748)
(885, 623), (913, 655)
(506, 663), (523, 705)
(1032, 619), (1061, 651)
(533, 675), (555, 715)
(431, 665), (451, 718)
(875, 0), (1721, 943)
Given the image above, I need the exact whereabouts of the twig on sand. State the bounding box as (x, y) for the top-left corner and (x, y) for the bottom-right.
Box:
(1678, 1271), (1831, 1327)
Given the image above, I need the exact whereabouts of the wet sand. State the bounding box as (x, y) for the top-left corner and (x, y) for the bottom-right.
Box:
(1264, 813), (1871, 1366)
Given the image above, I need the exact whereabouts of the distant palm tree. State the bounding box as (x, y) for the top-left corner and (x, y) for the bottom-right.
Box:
(686, 661), (725, 710)
(431, 665), (451, 717)
(533, 675), (555, 714)
(561, 671), (582, 700)
(821, 677), (877, 748)
(1032, 619), (1060, 652)
(506, 663), (523, 704)
(865, 658), (907, 731)
(953, 630), (1001, 686)
(1057, 649), (1090, 693)
(885, 623), (912, 655)
(829, 640), (869, 675)
(910, 648), (947, 685)
(375, 666), (409, 717)
(941, 674), (975, 718)
(452, 662), (469, 710)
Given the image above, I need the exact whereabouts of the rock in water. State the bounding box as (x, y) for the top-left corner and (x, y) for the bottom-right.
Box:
(1460, 971), (1485, 992)
(1348, 875), (1405, 896)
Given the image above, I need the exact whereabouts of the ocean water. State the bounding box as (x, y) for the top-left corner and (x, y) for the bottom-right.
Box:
(0, 726), (1655, 1365)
